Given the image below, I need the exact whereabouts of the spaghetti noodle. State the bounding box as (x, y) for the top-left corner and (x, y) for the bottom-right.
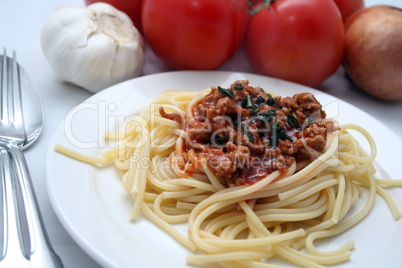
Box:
(56, 80), (402, 267)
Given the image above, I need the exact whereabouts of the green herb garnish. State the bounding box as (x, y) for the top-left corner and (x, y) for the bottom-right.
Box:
(250, 109), (259, 116)
(234, 83), (243, 90)
(215, 134), (228, 145)
(217, 86), (234, 98)
(258, 109), (276, 121)
(244, 95), (253, 109)
(241, 123), (255, 142)
(287, 114), (301, 130)
(266, 94), (275, 106)
(255, 95), (266, 106)
(270, 120), (293, 147)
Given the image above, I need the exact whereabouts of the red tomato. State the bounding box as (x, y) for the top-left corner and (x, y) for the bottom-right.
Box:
(142, 0), (249, 70)
(333, 0), (365, 22)
(84, 0), (143, 32)
(245, 0), (345, 87)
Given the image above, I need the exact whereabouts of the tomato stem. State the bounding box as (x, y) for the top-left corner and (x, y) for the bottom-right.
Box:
(247, 0), (277, 15)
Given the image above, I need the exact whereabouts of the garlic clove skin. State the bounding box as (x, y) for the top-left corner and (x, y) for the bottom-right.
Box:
(41, 3), (145, 93)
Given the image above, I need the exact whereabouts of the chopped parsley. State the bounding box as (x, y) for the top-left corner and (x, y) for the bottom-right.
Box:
(270, 120), (293, 147)
(241, 123), (255, 142)
(217, 86), (234, 98)
(287, 114), (301, 130)
(266, 94), (275, 106)
(234, 83), (243, 90)
(250, 109), (259, 116)
(244, 95), (253, 109)
(215, 134), (228, 145)
(258, 109), (276, 121)
(255, 95), (266, 106)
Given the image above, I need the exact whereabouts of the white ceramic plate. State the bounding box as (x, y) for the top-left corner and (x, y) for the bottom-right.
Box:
(46, 71), (402, 268)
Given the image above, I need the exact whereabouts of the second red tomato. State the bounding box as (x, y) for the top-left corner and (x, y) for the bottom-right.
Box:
(142, 0), (249, 70)
(245, 0), (345, 87)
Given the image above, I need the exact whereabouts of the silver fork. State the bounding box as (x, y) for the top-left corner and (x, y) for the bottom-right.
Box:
(1, 147), (30, 267)
(0, 49), (63, 267)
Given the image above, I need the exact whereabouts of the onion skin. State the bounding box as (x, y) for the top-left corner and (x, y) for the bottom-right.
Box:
(343, 5), (402, 101)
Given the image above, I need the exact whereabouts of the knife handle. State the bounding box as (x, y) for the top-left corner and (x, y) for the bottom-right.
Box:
(8, 144), (63, 268)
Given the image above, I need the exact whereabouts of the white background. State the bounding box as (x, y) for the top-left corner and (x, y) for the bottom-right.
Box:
(0, 0), (401, 267)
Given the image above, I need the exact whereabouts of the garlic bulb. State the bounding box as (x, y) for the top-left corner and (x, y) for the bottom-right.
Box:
(41, 3), (145, 93)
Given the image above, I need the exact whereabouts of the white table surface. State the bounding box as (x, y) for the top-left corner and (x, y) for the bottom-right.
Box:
(1, 0), (401, 267)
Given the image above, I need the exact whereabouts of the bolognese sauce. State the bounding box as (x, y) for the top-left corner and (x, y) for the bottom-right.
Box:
(160, 80), (338, 186)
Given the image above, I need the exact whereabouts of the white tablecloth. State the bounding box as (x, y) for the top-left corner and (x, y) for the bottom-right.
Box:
(1, 0), (401, 267)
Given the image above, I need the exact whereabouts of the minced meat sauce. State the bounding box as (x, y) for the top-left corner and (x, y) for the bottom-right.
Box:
(160, 80), (338, 186)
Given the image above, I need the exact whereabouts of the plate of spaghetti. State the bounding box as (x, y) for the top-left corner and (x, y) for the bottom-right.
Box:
(46, 71), (402, 268)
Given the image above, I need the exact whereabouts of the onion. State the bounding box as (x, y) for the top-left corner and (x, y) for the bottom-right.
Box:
(343, 5), (402, 101)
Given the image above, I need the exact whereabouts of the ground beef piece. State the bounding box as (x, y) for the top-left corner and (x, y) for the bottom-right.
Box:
(275, 110), (287, 124)
(211, 117), (234, 135)
(278, 139), (298, 155)
(293, 93), (326, 118)
(227, 142), (250, 169)
(295, 123), (327, 160)
(239, 123), (265, 154)
(206, 142), (250, 177)
(264, 147), (283, 160)
(317, 120), (339, 133)
(295, 109), (308, 122)
(261, 147), (295, 174)
(258, 104), (271, 113)
(211, 86), (222, 100)
(205, 108), (218, 123)
(279, 96), (298, 115)
(273, 95), (281, 107)
(206, 149), (236, 177)
(203, 95), (241, 122)
(216, 97), (241, 116)
(187, 128), (210, 145)
(299, 123), (327, 139)
(242, 81), (261, 97)
(194, 103), (207, 120)
(295, 136), (326, 160)
(274, 154), (294, 171)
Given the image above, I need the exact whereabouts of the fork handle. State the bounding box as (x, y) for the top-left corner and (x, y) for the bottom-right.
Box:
(8, 144), (63, 267)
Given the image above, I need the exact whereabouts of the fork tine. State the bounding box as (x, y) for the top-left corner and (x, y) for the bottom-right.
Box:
(1, 47), (9, 122)
(9, 50), (31, 260)
(11, 51), (24, 130)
